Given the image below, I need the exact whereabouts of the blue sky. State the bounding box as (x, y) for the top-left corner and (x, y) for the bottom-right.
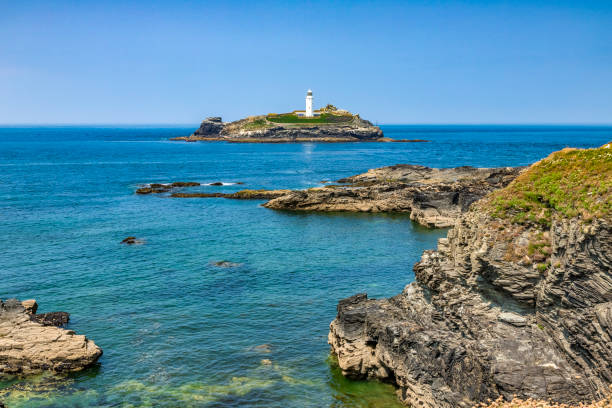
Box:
(1, 0), (611, 124)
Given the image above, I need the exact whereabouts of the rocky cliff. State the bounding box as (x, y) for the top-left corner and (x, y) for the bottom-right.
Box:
(265, 165), (522, 228)
(171, 115), (387, 142)
(0, 299), (102, 375)
(329, 144), (612, 406)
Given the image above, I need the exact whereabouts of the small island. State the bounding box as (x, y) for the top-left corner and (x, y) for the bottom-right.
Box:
(171, 90), (426, 143)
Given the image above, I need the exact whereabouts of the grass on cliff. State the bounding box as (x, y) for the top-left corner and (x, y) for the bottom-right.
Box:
(242, 118), (272, 130)
(485, 143), (612, 226)
(267, 113), (353, 124)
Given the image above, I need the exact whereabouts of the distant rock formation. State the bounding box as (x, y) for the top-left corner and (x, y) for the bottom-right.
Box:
(0, 299), (102, 375)
(171, 115), (391, 142)
(328, 144), (612, 407)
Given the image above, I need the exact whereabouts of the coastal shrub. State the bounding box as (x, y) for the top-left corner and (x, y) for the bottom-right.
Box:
(485, 144), (612, 226)
(243, 119), (271, 130)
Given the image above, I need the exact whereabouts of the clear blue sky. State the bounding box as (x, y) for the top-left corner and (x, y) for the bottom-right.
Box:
(1, 0), (611, 124)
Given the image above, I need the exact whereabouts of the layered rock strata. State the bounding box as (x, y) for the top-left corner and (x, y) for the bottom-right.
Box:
(265, 165), (522, 228)
(0, 299), (102, 375)
(328, 146), (612, 407)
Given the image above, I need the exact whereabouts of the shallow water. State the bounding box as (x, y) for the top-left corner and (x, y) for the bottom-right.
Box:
(0, 125), (610, 407)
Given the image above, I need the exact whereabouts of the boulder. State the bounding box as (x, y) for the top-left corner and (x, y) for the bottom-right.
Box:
(0, 299), (102, 375)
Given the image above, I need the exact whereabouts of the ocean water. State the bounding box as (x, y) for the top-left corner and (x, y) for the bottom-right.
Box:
(0, 125), (610, 407)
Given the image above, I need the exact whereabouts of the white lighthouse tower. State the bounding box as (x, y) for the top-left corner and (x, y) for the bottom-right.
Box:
(305, 89), (313, 117)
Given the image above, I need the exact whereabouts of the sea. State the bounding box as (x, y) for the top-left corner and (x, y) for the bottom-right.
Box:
(0, 125), (610, 407)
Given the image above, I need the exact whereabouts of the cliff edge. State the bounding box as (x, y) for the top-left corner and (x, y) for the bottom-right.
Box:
(329, 144), (612, 407)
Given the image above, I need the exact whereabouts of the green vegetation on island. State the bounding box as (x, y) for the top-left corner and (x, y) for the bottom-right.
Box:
(266, 112), (353, 124)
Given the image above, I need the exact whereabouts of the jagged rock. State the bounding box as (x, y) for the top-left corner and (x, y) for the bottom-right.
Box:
(20, 300), (37, 314)
(0, 299), (102, 375)
(31, 312), (70, 327)
(193, 117), (224, 137)
(329, 213), (611, 407)
(264, 165), (522, 228)
(329, 144), (612, 407)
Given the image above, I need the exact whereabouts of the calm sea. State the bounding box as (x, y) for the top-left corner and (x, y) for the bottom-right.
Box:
(0, 125), (610, 407)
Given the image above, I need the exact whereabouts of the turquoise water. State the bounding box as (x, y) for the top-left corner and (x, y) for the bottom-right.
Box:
(0, 125), (610, 407)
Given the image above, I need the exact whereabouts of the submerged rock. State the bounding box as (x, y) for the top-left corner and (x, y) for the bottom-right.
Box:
(135, 182), (200, 195)
(328, 145), (612, 407)
(0, 299), (102, 375)
(121, 237), (144, 245)
(213, 261), (243, 268)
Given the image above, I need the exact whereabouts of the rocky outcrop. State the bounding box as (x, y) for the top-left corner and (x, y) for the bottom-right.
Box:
(0, 299), (102, 375)
(328, 145), (612, 407)
(265, 165), (522, 228)
(171, 189), (291, 200)
(171, 115), (391, 142)
(136, 182), (201, 194)
(192, 117), (224, 137)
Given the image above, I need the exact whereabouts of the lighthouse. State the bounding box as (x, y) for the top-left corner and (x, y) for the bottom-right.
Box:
(305, 89), (313, 117)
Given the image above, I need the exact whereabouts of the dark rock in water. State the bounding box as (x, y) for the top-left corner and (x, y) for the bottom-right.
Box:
(213, 261), (242, 268)
(235, 182), (245, 185)
(30, 311), (69, 327)
(136, 182), (199, 194)
(121, 237), (144, 245)
(171, 182), (200, 187)
(0, 299), (102, 374)
(209, 182), (224, 186)
(171, 189), (292, 200)
(253, 344), (272, 353)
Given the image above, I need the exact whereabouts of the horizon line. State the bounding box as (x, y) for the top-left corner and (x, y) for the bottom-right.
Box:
(2, 122), (612, 127)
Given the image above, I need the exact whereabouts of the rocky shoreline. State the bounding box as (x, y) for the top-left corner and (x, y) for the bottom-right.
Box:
(328, 145), (612, 407)
(0, 299), (101, 375)
(264, 165), (522, 228)
(141, 165), (522, 228)
(171, 116), (426, 143)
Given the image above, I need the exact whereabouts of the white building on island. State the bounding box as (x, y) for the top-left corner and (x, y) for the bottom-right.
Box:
(305, 89), (313, 117)
(296, 89), (320, 117)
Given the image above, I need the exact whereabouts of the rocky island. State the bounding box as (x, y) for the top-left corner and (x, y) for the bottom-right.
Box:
(0, 299), (102, 375)
(171, 91), (424, 143)
(328, 144), (612, 407)
(171, 113), (389, 143)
